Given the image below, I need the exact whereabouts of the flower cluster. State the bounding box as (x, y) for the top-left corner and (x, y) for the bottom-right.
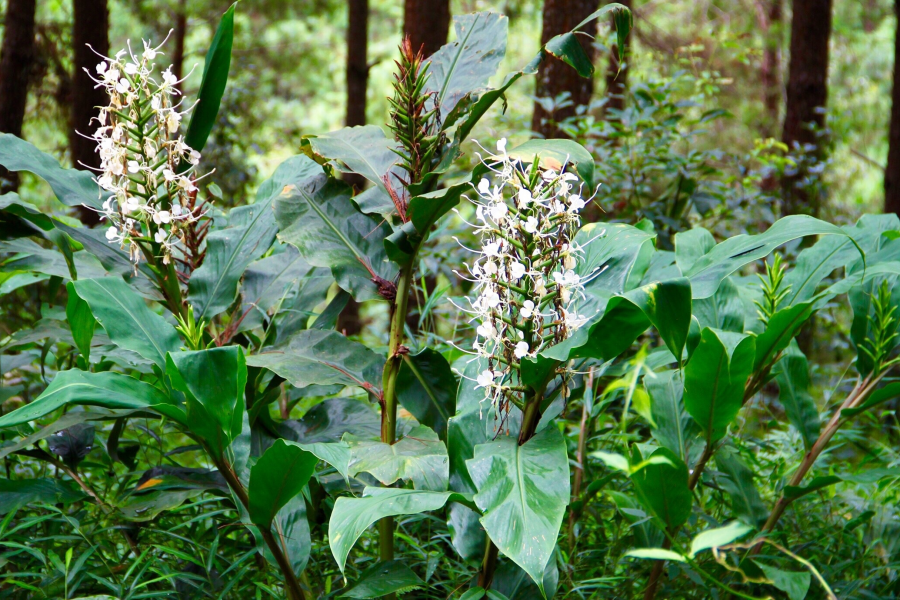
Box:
(455, 139), (601, 412)
(87, 37), (205, 266)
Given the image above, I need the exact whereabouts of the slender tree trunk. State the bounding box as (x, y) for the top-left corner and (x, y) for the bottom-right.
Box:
(532, 0), (599, 139)
(402, 0), (451, 58)
(755, 0), (783, 138)
(605, 0), (631, 116)
(171, 0), (187, 96)
(0, 0), (37, 193)
(885, 0), (900, 215)
(781, 0), (832, 216)
(71, 0), (109, 225)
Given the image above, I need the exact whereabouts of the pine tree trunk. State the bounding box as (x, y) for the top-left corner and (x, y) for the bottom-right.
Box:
(756, 0), (783, 138)
(533, 0), (599, 139)
(885, 0), (900, 215)
(71, 0), (109, 225)
(402, 0), (451, 58)
(781, 0), (832, 216)
(0, 0), (37, 192)
(605, 0), (631, 116)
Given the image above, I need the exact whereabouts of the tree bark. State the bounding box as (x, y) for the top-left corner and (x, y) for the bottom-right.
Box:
(0, 0), (37, 192)
(71, 0), (109, 225)
(604, 0), (631, 116)
(402, 0), (451, 58)
(781, 0), (832, 216)
(755, 0), (783, 138)
(533, 0), (600, 139)
(885, 0), (900, 215)
(171, 0), (187, 96)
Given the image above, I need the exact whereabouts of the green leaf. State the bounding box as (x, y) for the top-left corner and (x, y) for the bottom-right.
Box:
(0, 478), (86, 514)
(577, 222), (657, 296)
(65, 282), (96, 362)
(684, 328), (755, 443)
(1, 238), (106, 281)
(0, 370), (182, 429)
(275, 175), (393, 302)
(329, 487), (467, 572)
(347, 425), (449, 491)
(629, 446), (692, 530)
(117, 488), (205, 521)
(246, 329), (383, 395)
(0, 408), (140, 461)
(685, 215), (860, 299)
(426, 12), (509, 118)
(70, 278), (181, 368)
(841, 381), (900, 417)
(753, 301), (816, 372)
(774, 343), (820, 449)
(849, 276), (900, 377)
(689, 521), (753, 557)
(0, 134), (102, 209)
(183, 4), (234, 153)
(757, 563), (811, 600)
(783, 475), (842, 500)
(166, 346), (247, 456)
(625, 548), (687, 562)
(248, 439), (317, 529)
(674, 227), (716, 273)
(505, 139), (595, 192)
(467, 426), (569, 593)
(573, 4), (633, 74)
(693, 276), (744, 333)
(396, 349), (456, 440)
(784, 234), (861, 305)
(190, 155), (322, 319)
(338, 560), (425, 598)
(715, 446), (768, 527)
(278, 397), (380, 444)
(645, 370), (699, 462)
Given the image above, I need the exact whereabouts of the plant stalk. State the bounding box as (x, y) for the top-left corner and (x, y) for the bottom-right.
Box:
(567, 387), (591, 555)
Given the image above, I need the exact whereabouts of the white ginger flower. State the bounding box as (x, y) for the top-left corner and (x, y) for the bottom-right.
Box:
(514, 341), (530, 359)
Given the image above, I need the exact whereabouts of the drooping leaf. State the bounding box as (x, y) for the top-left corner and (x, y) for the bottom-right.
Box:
(0, 370), (183, 429)
(693, 276), (744, 333)
(467, 426), (569, 593)
(278, 397), (380, 444)
(396, 349), (456, 440)
(69, 278), (181, 368)
(645, 370), (698, 462)
(1, 238), (106, 281)
(674, 227), (716, 274)
(0, 478), (86, 514)
(757, 563), (812, 600)
(774, 342), (820, 449)
(47, 422), (95, 466)
(683, 328), (755, 443)
(329, 487), (468, 572)
(182, 3), (234, 154)
(629, 446), (692, 530)
(275, 174), (393, 302)
(347, 425), (449, 492)
(189, 155), (322, 319)
(689, 521), (753, 557)
(339, 560), (425, 599)
(577, 222), (656, 296)
(246, 329), (384, 395)
(166, 346), (247, 456)
(248, 439), (317, 528)
(66, 282), (96, 362)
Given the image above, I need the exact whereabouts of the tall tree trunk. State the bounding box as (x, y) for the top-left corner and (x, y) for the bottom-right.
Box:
(605, 0), (631, 116)
(532, 0), (599, 139)
(71, 0), (109, 225)
(781, 0), (832, 216)
(885, 0), (900, 215)
(402, 0), (451, 58)
(171, 0), (187, 95)
(756, 0), (783, 138)
(0, 0), (37, 193)
(338, 0), (370, 337)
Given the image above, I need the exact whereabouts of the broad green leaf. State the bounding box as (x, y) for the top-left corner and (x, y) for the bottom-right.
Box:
(1, 238), (106, 281)
(491, 559), (558, 600)
(645, 370), (699, 462)
(783, 475), (841, 500)
(338, 560), (424, 598)
(248, 439), (317, 528)
(753, 301), (816, 372)
(0, 370), (183, 429)
(757, 563), (811, 600)
(590, 450), (630, 473)
(189, 155), (322, 319)
(396, 349), (456, 440)
(298, 441), (352, 481)
(0, 408), (140, 461)
(774, 343), (820, 449)
(693, 276), (744, 333)
(686, 216), (860, 299)
(841, 380), (900, 417)
(570, 4), (632, 74)
(118, 488), (205, 521)
(277, 494), (312, 575)
(467, 426), (569, 593)
(577, 222), (656, 296)
(629, 446), (691, 530)
(278, 397), (380, 444)
(625, 548), (687, 562)
(182, 4), (234, 153)
(347, 425), (449, 491)
(166, 346), (247, 456)
(425, 12), (509, 118)
(65, 282), (96, 362)
(684, 328), (755, 443)
(689, 521), (753, 557)
(0, 479), (86, 514)
(275, 174), (393, 302)
(70, 278), (181, 368)
(246, 329), (384, 395)
(715, 446), (768, 527)
(784, 235), (860, 305)
(506, 139), (595, 191)
(0, 192), (57, 233)
(329, 487), (467, 572)
(0, 134), (102, 209)
(674, 227), (716, 274)
(608, 491), (663, 549)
